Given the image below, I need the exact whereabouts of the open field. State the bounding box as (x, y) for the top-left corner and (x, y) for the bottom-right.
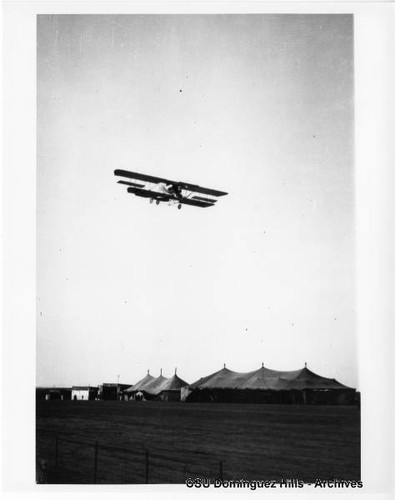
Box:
(36, 400), (360, 484)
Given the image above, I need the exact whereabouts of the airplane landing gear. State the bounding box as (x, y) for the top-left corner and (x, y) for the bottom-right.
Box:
(156, 200), (160, 205)
(178, 204), (182, 210)
(150, 198), (153, 204)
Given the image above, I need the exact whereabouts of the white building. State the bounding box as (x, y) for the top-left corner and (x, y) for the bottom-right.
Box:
(71, 386), (98, 400)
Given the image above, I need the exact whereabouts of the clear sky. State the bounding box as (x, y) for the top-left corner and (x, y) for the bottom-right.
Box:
(37, 14), (355, 388)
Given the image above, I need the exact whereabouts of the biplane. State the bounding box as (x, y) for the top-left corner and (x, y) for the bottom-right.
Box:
(114, 169), (228, 209)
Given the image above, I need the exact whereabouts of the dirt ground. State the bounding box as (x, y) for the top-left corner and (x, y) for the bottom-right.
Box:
(36, 400), (360, 484)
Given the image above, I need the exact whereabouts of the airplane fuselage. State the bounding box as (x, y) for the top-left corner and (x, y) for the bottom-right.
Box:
(157, 182), (182, 200)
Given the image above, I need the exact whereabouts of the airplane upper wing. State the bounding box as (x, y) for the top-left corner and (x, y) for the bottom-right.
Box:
(114, 169), (172, 185)
(114, 169), (228, 197)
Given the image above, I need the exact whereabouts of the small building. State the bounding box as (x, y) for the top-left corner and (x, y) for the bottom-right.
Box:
(36, 387), (72, 400)
(98, 383), (132, 400)
(71, 386), (98, 401)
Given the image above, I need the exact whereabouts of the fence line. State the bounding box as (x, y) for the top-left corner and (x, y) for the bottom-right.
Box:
(94, 441), (98, 484)
(145, 449), (149, 484)
(49, 434), (224, 484)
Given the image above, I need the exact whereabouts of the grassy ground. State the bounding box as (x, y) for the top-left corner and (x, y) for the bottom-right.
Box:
(36, 400), (360, 484)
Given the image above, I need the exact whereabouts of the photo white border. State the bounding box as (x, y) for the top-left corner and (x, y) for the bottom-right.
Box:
(2, 1), (394, 499)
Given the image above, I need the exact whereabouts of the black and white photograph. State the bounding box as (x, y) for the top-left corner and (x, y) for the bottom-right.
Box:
(35, 13), (360, 485)
(2, 1), (394, 497)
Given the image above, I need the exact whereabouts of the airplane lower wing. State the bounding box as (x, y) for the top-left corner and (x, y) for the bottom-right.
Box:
(179, 198), (215, 208)
(191, 195), (218, 204)
(179, 182), (228, 198)
(117, 180), (145, 188)
(127, 188), (214, 207)
(127, 187), (169, 200)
